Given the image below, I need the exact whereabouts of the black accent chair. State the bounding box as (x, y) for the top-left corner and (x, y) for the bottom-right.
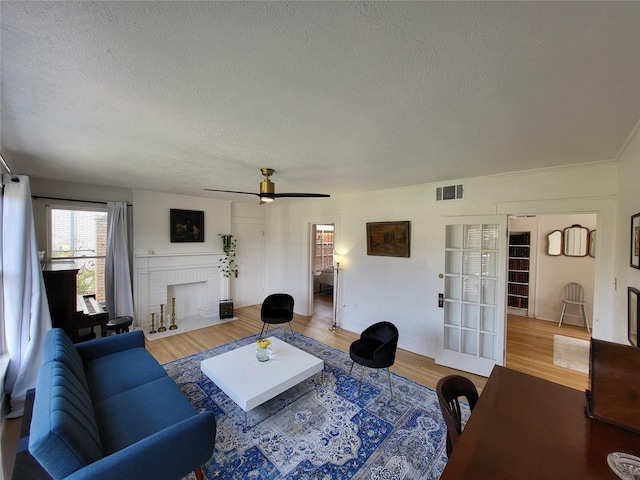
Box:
(436, 375), (479, 457)
(260, 293), (294, 340)
(349, 321), (399, 396)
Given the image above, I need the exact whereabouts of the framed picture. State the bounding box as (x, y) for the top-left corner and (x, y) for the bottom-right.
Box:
(631, 213), (640, 269)
(629, 287), (639, 347)
(170, 209), (204, 243)
(366, 221), (410, 257)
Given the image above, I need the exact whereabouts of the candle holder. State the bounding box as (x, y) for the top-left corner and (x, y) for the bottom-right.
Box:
(158, 304), (167, 332)
(169, 297), (178, 330)
(149, 313), (157, 334)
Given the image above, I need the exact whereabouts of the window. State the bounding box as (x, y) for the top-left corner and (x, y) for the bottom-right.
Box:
(315, 224), (334, 272)
(48, 206), (108, 302)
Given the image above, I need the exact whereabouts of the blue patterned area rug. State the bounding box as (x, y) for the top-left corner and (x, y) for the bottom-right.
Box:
(163, 328), (453, 480)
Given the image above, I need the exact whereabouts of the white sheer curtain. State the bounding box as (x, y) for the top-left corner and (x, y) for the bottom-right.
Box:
(106, 202), (134, 320)
(2, 174), (51, 418)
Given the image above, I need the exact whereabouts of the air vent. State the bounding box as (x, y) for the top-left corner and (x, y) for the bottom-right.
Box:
(436, 184), (464, 201)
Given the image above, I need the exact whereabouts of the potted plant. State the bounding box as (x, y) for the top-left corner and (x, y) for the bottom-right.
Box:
(218, 234), (236, 319)
(218, 234), (237, 278)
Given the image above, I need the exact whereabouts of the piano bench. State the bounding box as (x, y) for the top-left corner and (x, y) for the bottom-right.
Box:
(106, 316), (133, 335)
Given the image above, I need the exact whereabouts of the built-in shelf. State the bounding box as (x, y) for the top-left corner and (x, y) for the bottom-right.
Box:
(508, 232), (530, 312)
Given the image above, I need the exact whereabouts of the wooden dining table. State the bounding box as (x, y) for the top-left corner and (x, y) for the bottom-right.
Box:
(440, 365), (640, 479)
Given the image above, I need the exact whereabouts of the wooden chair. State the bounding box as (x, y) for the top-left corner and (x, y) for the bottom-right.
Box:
(559, 283), (590, 332)
(436, 375), (479, 457)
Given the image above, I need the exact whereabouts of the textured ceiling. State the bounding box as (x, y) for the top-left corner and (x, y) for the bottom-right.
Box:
(1, 1), (639, 202)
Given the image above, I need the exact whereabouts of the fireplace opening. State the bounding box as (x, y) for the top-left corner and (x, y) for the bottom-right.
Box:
(167, 281), (208, 322)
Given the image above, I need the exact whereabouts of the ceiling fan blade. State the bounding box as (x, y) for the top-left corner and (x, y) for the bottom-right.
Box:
(273, 193), (331, 198)
(203, 188), (260, 196)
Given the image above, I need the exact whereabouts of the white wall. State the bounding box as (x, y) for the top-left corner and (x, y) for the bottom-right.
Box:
(613, 123), (640, 345)
(264, 161), (619, 359)
(534, 214), (596, 323)
(132, 189), (231, 255)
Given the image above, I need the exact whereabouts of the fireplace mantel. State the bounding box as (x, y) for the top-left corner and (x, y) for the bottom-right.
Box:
(134, 253), (228, 330)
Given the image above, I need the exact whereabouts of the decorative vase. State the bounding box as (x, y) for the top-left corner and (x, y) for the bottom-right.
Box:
(255, 346), (272, 362)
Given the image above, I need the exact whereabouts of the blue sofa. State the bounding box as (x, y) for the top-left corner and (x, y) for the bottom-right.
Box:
(25, 328), (216, 480)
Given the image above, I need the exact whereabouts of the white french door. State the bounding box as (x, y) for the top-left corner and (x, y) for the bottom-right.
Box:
(435, 216), (507, 377)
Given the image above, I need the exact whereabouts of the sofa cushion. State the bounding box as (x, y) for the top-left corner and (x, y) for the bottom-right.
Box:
(93, 376), (198, 455)
(82, 347), (168, 403)
(29, 361), (103, 479)
(41, 328), (89, 391)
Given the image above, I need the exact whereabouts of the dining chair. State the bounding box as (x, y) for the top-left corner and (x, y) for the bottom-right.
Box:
(436, 374), (479, 457)
(558, 282), (590, 332)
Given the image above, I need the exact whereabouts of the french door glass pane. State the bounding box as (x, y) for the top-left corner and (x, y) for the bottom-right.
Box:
(462, 304), (478, 329)
(444, 302), (461, 326)
(480, 333), (496, 359)
(446, 225), (462, 249)
(445, 276), (461, 301)
(461, 330), (478, 355)
(464, 225), (481, 250)
(463, 251), (480, 276)
(462, 277), (479, 303)
(481, 306), (498, 333)
(445, 326), (460, 351)
(445, 250), (461, 275)
(482, 224), (500, 250)
(481, 278), (498, 305)
(482, 252), (498, 277)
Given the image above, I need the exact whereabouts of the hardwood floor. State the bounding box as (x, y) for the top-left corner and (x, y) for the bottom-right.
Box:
(1, 297), (590, 479)
(145, 296), (590, 394)
(505, 314), (590, 391)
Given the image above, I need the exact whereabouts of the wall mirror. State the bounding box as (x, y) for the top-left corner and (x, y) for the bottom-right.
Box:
(547, 230), (563, 256)
(563, 225), (589, 257)
(589, 230), (596, 258)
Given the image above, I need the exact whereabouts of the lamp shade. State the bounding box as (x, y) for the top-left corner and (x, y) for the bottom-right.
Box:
(333, 253), (344, 265)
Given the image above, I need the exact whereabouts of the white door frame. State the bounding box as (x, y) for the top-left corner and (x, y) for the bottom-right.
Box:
(302, 215), (341, 317)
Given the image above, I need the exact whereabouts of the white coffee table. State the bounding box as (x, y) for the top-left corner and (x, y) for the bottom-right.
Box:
(200, 336), (324, 425)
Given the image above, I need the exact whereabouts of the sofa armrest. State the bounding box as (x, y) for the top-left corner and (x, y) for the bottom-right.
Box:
(76, 331), (145, 362)
(64, 412), (217, 480)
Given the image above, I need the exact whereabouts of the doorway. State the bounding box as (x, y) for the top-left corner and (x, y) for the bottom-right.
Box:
(311, 224), (334, 321)
(506, 213), (595, 386)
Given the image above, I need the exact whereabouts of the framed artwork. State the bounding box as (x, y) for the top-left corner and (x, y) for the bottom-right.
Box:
(366, 221), (410, 257)
(629, 287), (639, 347)
(170, 209), (204, 243)
(631, 213), (640, 269)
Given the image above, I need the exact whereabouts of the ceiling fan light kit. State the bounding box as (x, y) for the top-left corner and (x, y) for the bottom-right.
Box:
(205, 168), (329, 205)
(259, 168), (275, 204)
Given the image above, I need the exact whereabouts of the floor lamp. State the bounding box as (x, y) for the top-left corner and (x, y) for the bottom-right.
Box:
(329, 253), (344, 332)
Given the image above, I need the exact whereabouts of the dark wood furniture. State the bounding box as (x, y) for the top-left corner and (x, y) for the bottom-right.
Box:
(42, 261), (108, 342)
(440, 366), (640, 479)
(587, 338), (640, 433)
(436, 374), (479, 457)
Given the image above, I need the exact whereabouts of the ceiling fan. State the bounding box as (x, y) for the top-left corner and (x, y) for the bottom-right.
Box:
(204, 168), (330, 204)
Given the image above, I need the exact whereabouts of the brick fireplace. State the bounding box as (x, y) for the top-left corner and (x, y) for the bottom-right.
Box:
(134, 253), (227, 331)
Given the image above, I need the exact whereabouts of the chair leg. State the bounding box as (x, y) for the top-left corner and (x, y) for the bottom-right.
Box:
(558, 302), (567, 327)
(194, 467), (204, 480)
(358, 365), (365, 396)
(582, 304), (590, 333)
(349, 361), (355, 374)
(259, 323), (268, 339)
(387, 368), (393, 398)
